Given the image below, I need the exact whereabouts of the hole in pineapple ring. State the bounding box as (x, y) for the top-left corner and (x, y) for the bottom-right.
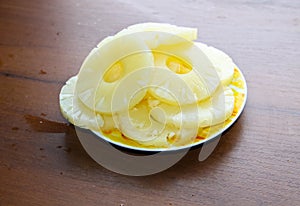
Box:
(103, 62), (124, 83)
(166, 55), (192, 74)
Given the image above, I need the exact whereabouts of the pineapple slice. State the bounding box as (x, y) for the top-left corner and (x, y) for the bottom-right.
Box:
(117, 23), (197, 49)
(149, 42), (220, 105)
(115, 97), (198, 147)
(150, 86), (235, 128)
(60, 76), (117, 131)
(114, 98), (166, 142)
(148, 41), (236, 105)
(59, 76), (104, 131)
(195, 42), (235, 86)
(76, 34), (154, 114)
(127, 23), (197, 40)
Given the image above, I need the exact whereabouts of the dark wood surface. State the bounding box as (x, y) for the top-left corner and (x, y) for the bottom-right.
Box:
(1, 0), (300, 205)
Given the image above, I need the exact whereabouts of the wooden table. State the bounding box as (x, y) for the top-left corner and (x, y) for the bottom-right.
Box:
(1, 0), (299, 205)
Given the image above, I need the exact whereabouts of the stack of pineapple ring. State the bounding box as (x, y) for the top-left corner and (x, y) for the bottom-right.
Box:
(60, 23), (243, 148)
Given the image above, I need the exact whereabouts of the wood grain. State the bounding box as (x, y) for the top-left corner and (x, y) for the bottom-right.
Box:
(0, 0), (300, 205)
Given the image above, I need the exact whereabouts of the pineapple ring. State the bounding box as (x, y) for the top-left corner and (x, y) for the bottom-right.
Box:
(150, 86), (235, 129)
(114, 96), (198, 147)
(114, 98), (167, 142)
(60, 76), (118, 132)
(116, 22), (197, 49)
(76, 34), (154, 114)
(59, 76), (104, 131)
(149, 42), (220, 105)
(195, 42), (235, 86)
